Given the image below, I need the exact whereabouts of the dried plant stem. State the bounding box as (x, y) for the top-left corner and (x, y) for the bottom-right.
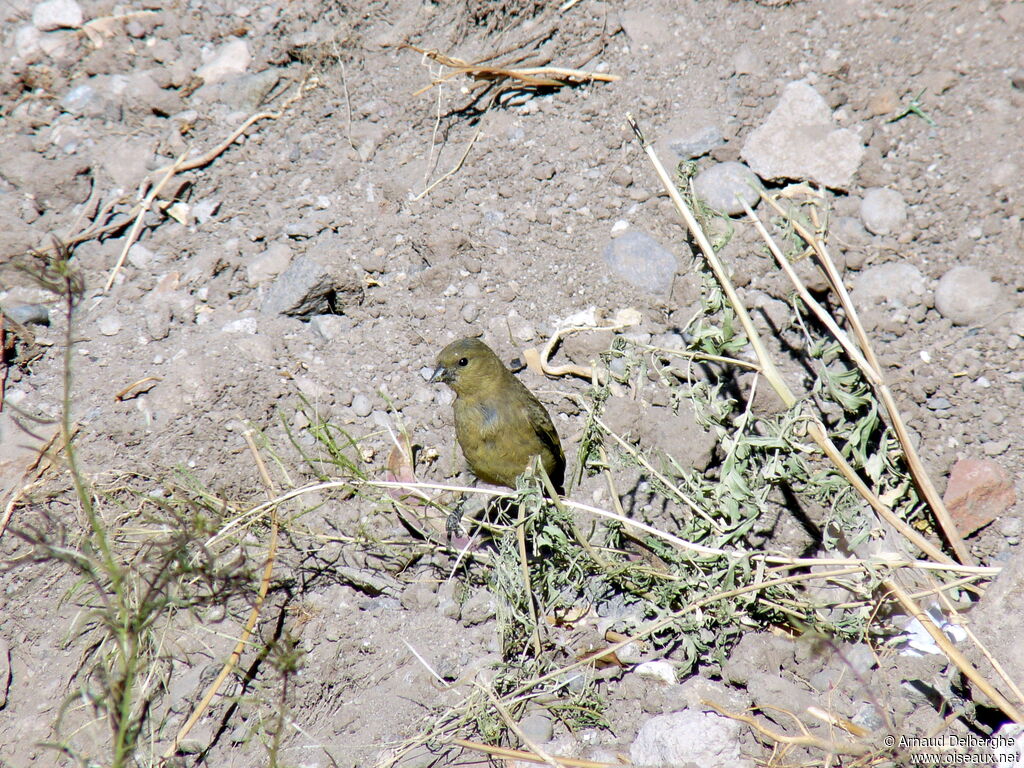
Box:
(479, 682), (565, 768)
(626, 113), (954, 567)
(104, 153), (186, 291)
(508, 565), (865, 701)
(163, 430), (280, 757)
(933, 582), (1024, 706)
(412, 123), (483, 201)
(756, 192), (971, 565)
(884, 579), (1024, 723)
(705, 700), (872, 757)
(452, 738), (616, 767)
(516, 498), (543, 657)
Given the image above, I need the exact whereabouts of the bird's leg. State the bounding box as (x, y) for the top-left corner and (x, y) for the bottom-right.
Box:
(446, 474), (485, 540)
(447, 495), (491, 538)
(446, 495), (466, 539)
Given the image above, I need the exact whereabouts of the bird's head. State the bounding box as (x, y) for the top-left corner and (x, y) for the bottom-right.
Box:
(430, 337), (506, 396)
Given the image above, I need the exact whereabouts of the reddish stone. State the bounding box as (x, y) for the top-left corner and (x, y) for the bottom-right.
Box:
(943, 459), (1017, 536)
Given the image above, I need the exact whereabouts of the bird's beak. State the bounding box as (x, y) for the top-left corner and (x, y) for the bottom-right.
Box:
(429, 364), (451, 384)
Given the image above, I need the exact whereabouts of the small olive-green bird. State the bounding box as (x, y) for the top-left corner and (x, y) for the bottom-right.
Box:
(431, 337), (565, 494)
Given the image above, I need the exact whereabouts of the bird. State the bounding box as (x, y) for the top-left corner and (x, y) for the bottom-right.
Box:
(430, 337), (565, 494)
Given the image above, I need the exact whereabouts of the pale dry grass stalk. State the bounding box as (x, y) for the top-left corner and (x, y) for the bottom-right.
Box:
(884, 579), (1024, 724)
(755, 191), (971, 565)
(163, 430), (281, 757)
(626, 113), (953, 566)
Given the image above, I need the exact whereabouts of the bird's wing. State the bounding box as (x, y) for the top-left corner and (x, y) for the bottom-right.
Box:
(524, 392), (563, 461)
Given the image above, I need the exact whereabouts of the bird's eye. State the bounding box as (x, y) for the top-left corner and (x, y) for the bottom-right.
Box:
(458, 357), (469, 367)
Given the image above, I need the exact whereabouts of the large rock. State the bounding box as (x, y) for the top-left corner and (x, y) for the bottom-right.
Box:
(261, 250), (361, 318)
(631, 710), (755, 768)
(742, 81), (864, 189)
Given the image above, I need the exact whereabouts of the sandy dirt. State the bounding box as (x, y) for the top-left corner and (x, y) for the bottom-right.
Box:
(1, 0), (1022, 766)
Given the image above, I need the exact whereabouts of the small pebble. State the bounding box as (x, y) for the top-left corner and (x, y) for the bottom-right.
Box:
(461, 302), (480, 324)
(3, 303), (50, 326)
(98, 316), (122, 336)
(351, 393), (373, 417)
(998, 517), (1022, 537)
(602, 230), (678, 295)
(222, 317), (257, 334)
(636, 660), (677, 685)
(692, 161), (763, 216)
(610, 166), (633, 187)
(860, 188), (907, 235)
(532, 163), (556, 181)
(934, 266), (1003, 326)
(518, 713), (554, 743)
(982, 440), (1010, 457)
(926, 396), (952, 411)
(127, 243), (155, 270)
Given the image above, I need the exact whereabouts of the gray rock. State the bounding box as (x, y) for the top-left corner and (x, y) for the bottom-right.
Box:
(15, 25), (41, 57)
(741, 81), (865, 190)
(619, 9), (674, 48)
(1009, 309), (1024, 337)
(631, 710), (754, 768)
(125, 72), (182, 116)
(145, 301), (171, 341)
(98, 315), (122, 336)
(351, 393), (372, 418)
(656, 113), (724, 162)
(222, 317), (258, 334)
(246, 241), (292, 286)
(0, 638), (9, 708)
(732, 45), (765, 76)
(860, 187), (907, 235)
(192, 199), (220, 225)
(32, 0), (81, 30)
(460, 589), (496, 626)
(309, 314), (351, 342)
(841, 643), (877, 676)
(994, 723), (1024, 765)
(201, 69), (280, 113)
(603, 230), (677, 295)
(61, 82), (104, 117)
(851, 263), (926, 308)
(926, 396), (952, 411)
(399, 583), (437, 611)
(518, 713), (554, 743)
(831, 216), (870, 251)
(692, 161), (762, 216)
(2, 303), (49, 325)
(127, 243), (155, 269)
(38, 29), (75, 57)
(196, 37), (251, 85)
(95, 136), (155, 190)
(260, 253), (354, 318)
(934, 266), (1004, 326)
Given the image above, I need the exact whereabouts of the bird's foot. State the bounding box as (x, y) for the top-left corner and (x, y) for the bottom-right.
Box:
(446, 505), (465, 540)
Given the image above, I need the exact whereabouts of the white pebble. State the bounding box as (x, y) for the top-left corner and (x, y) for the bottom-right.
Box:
(351, 393), (372, 417)
(98, 316), (122, 336)
(860, 187), (907, 235)
(33, 0), (82, 31)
